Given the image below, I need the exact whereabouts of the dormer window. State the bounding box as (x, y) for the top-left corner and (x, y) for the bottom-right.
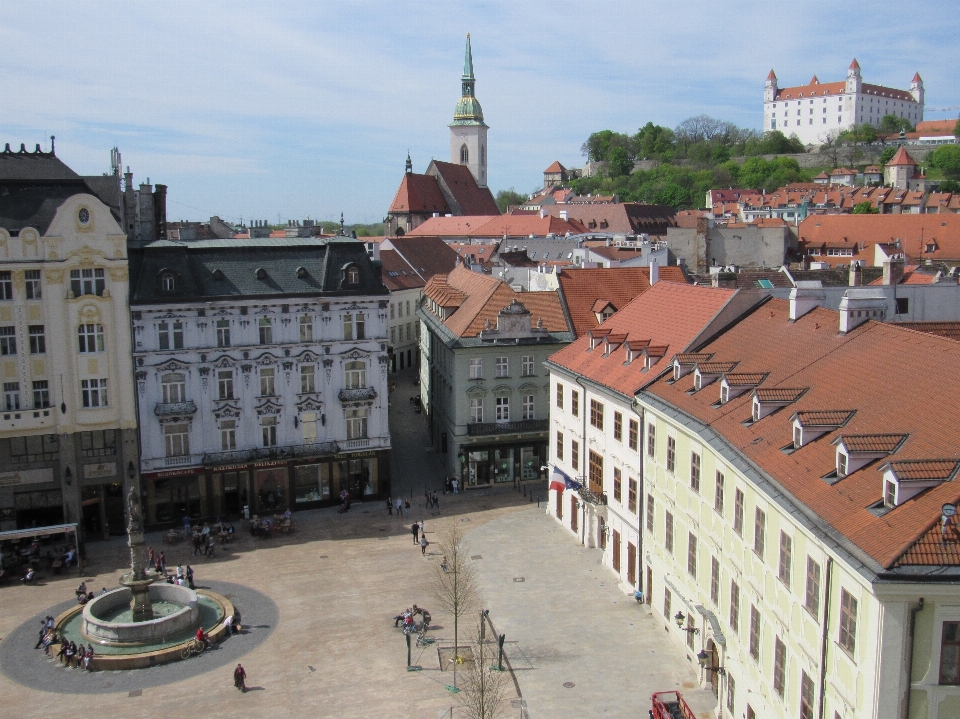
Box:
(721, 385), (729, 404)
(347, 266), (360, 285)
(297, 266), (308, 278)
(212, 269), (225, 281)
(256, 268), (267, 280)
(884, 479), (897, 508)
(793, 425), (802, 449)
(161, 272), (176, 292)
(837, 452), (848, 477)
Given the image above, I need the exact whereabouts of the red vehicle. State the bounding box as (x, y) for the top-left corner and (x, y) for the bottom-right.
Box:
(651, 691), (696, 719)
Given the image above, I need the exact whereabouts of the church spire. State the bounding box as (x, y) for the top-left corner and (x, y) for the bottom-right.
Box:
(463, 33), (475, 82)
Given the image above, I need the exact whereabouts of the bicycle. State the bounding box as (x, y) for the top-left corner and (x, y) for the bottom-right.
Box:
(180, 637), (206, 659)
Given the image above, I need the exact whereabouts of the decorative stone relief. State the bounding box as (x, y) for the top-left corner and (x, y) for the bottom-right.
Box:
(43, 269), (64, 284)
(109, 266), (128, 281)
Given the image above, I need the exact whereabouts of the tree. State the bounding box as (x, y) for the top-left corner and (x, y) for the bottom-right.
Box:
(432, 524), (479, 690)
(607, 147), (633, 178)
(456, 625), (510, 719)
(852, 201), (879, 214)
(930, 145), (960, 180)
(954, 119), (960, 140)
(634, 122), (675, 159)
(494, 189), (528, 213)
(879, 147), (897, 166)
(878, 114), (915, 135)
(818, 130), (847, 167)
(939, 179), (960, 193)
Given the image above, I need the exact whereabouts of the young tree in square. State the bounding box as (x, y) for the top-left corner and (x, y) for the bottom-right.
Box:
(457, 623), (510, 719)
(432, 523), (479, 689)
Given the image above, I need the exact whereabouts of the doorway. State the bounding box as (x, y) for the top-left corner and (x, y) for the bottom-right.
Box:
(598, 517), (606, 550)
(612, 529), (620, 572)
(706, 638), (720, 696)
(571, 496), (579, 533)
(646, 566), (652, 605)
(627, 542), (637, 586)
(556, 490), (563, 520)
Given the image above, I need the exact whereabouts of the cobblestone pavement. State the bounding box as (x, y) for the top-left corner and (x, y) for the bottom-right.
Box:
(0, 368), (714, 718)
(466, 508), (719, 719)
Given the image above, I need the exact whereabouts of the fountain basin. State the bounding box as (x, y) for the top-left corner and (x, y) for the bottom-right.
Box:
(82, 584), (200, 646)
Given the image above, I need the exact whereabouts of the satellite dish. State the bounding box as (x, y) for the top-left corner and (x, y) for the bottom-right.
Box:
(942, 504), (956, 518)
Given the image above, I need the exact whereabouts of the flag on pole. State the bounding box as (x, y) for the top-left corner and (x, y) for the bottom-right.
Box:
(550, 466), (576, 493)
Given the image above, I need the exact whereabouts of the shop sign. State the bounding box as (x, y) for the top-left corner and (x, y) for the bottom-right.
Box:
(334, 450), (378, 460)
(143, 467), (201, 480)
(252, 459), (287, 469)
(83, 462), (117, 480)
(0, 468), (54, 486)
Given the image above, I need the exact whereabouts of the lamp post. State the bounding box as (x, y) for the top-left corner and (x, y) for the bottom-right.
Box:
(674, 611), (700, 635)
(697, 649), (725, 676)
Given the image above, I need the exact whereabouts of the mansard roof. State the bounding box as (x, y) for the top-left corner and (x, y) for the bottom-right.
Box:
(129, 236), (388, 303)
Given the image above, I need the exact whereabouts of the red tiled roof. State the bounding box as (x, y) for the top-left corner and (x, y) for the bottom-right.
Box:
(379, 250), (425, 291)
(799, 214), (960, 265)
(794, 410), (855, 428)
(840, 434), (908, 453)
(894, 322), (960, 342)
(556, 266), (688, 338)
(406, 215), (499, 237)
(755, 388), (806, 403)
(887, 147), (917, 167)
(724, 372), (767, 387)
(429, 161), (501, 216)
(388, 173), (450, 214)
(543, 203), (677, 235)
(379, 236), (459, 291)
(698, 361), (738, 374)
(915, 120), (957, 136)
(422, 265), (568, 338)
(544, 161), (566, 173)
(548, 282), (737, 397)
(676, 352), (713, 364)
(643, 300), (960, 569)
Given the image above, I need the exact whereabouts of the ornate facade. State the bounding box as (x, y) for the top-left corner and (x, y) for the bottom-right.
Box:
(129, 235), (391, 525)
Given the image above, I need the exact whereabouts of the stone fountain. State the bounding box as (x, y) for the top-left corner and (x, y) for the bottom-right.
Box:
(120, 485), (157, 621)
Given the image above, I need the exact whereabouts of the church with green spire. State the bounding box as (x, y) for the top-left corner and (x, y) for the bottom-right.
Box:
(385, 33), (499, 236)
(449, 33), (488, 188)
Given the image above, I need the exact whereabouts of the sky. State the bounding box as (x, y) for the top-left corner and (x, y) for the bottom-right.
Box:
(2, 1), (958, 225)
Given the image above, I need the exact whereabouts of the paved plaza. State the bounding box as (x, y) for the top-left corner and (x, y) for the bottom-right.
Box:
(0, 370), (717, 718)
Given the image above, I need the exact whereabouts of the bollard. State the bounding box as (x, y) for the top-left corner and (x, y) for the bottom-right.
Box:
(523, 485), (527, 497)
(496, 633), (505, 671)
(406, 632), (411, 667)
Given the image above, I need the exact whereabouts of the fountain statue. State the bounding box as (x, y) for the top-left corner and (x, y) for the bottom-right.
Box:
(119, 484), (157, 621)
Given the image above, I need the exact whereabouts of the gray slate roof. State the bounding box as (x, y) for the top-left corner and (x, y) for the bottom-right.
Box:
(129, 236), (389, 304)
(0, 180), (100, 235)
(0, 145), (80, 181)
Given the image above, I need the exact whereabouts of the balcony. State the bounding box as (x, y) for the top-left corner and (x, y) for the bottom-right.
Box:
(340, 438), (370, 450)
(467, 419), (549, 436)
(338, 387), (378, 402)
(578, 485), (608, 506)
(164, 455), (194, 467)
(155, 400), (198, 417)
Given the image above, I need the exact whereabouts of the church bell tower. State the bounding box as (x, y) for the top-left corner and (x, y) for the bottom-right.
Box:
(449, 33), (488, 188)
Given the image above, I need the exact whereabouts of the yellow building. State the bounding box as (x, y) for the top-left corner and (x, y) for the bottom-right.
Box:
(0, 146), (137, 542)
(549, 282), (960, 719)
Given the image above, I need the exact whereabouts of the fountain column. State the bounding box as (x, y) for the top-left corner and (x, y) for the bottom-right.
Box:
(120, 484), (157, 622)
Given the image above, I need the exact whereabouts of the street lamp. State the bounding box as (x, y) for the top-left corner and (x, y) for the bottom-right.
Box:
(697, 649), (725, 675)
(674, 611), (700, 634)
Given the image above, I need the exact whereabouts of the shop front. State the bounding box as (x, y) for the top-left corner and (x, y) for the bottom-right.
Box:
(460, 440), (547, 489)
(141, 449), (391, 528)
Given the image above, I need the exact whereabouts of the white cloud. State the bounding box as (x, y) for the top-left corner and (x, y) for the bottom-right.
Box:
(1, 0), (957, 221)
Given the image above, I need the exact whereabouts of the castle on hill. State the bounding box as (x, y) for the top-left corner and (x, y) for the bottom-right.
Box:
(763, 60), (924, 146)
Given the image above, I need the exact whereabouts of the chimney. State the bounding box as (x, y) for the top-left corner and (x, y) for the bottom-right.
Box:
(649, 258), (659, 285)
(788, 281), (825, 321)
(559, 210), (568, 221)
(838, 289), (887, 333)
(540, 209), (547, 219)
(848, 262), (861, 286)
(124, 169), (133, 191)
(883, 258), (905, 286)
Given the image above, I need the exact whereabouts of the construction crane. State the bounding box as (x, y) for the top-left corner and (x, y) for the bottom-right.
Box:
(924, 106), (960, 115)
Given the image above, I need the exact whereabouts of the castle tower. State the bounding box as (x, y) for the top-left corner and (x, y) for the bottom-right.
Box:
(449, 33), (488, 188)
(910, 72), (924, 106)
(764, 69), (778, 103)
(845, 59), (862, 94)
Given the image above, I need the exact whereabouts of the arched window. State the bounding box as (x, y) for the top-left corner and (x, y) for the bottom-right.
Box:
(347, 266), (360, 284)
(460, 144), (469, 164)
(345, 361), (366, 389)
(161, 373), (186, 403)
(161, 272), (176, 292)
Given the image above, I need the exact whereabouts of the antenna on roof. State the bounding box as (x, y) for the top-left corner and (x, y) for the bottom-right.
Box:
(50, 135), (55, 154)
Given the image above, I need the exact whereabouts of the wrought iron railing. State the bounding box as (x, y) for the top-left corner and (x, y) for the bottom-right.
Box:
(154, 400), (198, 416)
(338, 387), (378, 402)
(578, 485), (608, 506)
(202, 441), (339, 467)
(466, 419), (549, 436)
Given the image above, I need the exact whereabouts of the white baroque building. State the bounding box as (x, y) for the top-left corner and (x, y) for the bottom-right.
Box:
(764, 60), (924, 145)
(129, 235), (391, 526)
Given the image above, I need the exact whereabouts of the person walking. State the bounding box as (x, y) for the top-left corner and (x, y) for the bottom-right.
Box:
(420, 534), (429, 556)
(183, 514), (191, 536)
(404, 499), (410, 517)
(411, 522), (419, 544)
(432, 491), (440, 512)
(234, 663), (247, 691)
(424, 489), (431, 509)
(395, 497), (403, 517)
(193, 533), (203, 556)
(186, 565), (195, 589)
(387, 496), (393, 516)
(452, 478), (458, 494)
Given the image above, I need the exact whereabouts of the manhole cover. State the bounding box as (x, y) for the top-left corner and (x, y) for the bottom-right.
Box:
(471, 555), (482, 560)
(460, 518), (471, 522)
(563, 682), (575, 688)
(128, 689), (142, 697)
(513, 577), (525, 582)
(318, 555), (328, 559)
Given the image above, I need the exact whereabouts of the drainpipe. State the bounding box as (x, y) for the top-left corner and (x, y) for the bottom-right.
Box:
(575, 377), (589, 548)
(818, 556), (833, 719)
(904, 598), (925, 719)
